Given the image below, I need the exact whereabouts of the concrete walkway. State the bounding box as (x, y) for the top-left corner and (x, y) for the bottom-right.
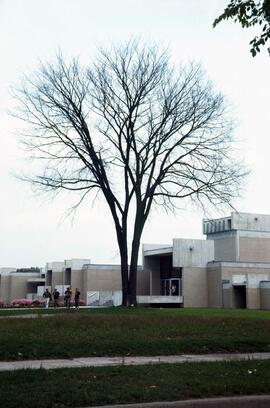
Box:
(1, 352), (270, 371)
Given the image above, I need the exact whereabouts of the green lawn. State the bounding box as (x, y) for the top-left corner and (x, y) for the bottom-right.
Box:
(1, 306), (270, 318)
(0, 307), (270, 360)
(1, 360), (270, 408)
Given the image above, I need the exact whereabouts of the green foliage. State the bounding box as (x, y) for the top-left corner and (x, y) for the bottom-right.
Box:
(213, 0), (270, 56)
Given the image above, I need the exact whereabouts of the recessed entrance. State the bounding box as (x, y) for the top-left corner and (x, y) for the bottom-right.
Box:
(161, 278), (180, 296)
(233, 285), (246, 308)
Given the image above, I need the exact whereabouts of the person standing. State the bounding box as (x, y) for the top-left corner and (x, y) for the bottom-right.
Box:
(52, 288), (60, 308)
(74, 288), (80, 310)
(43, 288), (51, 308)
(64, 287), (72, 308)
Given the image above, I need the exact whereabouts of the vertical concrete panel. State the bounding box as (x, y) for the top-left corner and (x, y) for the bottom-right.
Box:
(0, 276), (11, 303)
(71, 270), (83, 296)
(173, 239), (214, 267)
(214, 236), (237, 262)
(246, 288), (260, 309)
(183, 267), (208, 308)
(222, 287), (233, 308)
(207, 267), (222, 307)
(239, 237), (270, 262)
(232, 212), (270, 231)
(246, 274), (268, 309)
(9, 276), (28, 301)
(52, 271), (64, 288)
(260, 282), (270, 309)
(86, 268), (122, 291)
(144, 256), (161, 295)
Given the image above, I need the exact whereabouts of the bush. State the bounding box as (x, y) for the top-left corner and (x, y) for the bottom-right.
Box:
(11, 298), (34, 307)
(31, 299), (45, 307)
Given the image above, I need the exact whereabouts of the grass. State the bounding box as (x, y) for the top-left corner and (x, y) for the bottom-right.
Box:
(1, 359), (270, 407)
(1, 306), (270, 319)
(0, 308), (270, 360)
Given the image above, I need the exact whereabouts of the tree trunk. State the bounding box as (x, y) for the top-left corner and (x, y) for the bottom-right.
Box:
(115, 219), (129, 306)
(120, 244), (129, 306)
(128, 222), (143, 306)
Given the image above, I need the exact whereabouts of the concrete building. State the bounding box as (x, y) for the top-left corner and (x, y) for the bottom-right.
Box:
(142, 212), (270, 309)
(1, 212), (270, 309)
(0, 267), (45, 303)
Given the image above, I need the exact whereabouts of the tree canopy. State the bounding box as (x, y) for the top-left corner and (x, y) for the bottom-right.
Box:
(14, 42), (246, 305)
(214, 0), (270, 56)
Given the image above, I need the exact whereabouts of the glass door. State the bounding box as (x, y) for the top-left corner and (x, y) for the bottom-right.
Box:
(161, 278), (180, 296)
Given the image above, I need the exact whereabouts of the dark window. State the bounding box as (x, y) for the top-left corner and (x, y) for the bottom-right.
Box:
(65, 268), (71, 285)
(47, 270), (52, 286)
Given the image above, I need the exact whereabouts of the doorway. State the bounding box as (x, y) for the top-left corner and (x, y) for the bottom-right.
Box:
(233, 285), (246, 308)
(161, 278), (180, 296)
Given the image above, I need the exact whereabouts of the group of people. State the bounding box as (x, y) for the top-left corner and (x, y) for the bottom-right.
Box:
(42, 287), (81, 309)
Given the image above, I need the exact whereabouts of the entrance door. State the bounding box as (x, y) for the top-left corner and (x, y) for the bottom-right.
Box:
(170, 279), (180, 296)
(233, 285), (246, 308)
(161, 279), (180, 296)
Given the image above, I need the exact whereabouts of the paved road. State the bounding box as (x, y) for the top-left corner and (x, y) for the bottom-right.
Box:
(1, 352), (270, 371)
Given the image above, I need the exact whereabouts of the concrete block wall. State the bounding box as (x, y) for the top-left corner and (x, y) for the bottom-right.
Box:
(239, 235), (270, 262)
(207, 265), (222, 308)
(260, 281), (270, 309)
(0, 275), (11, 303)
(210, 232), (238, 262)
(182, 267), (208, 308)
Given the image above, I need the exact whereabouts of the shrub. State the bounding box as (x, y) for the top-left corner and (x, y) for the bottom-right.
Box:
(11, 298), (34, 307)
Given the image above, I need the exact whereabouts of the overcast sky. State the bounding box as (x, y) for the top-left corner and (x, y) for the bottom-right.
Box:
(1, 0), (270, 268)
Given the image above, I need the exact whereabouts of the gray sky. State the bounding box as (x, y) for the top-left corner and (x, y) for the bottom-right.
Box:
(0, 0), (270, 267)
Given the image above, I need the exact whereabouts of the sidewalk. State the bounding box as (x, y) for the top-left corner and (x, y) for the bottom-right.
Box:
(1, 352), (270, 371)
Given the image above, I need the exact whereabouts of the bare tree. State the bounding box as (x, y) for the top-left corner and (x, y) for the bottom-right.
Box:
(14, 42), (246, 306)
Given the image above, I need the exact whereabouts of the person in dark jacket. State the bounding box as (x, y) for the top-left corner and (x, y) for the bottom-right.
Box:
(52, 288), (60, 308)
(74, 288), (80, 310)
(64, 287), (72, 308)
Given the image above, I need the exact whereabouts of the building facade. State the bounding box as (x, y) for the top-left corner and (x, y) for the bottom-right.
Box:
(142, 212), (270, 309)
(1, 212), (270, 309)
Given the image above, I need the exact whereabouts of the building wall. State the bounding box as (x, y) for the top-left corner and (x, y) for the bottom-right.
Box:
(173, 239), (214, 267)
(214, 236), (237, 262)
(84, 266), (122, 292)
(260, 282), (270, 309)
(239, 237), (270, 262)
(214, 264), (270, 309)
(232, 212), (270, 231)
(207, 265), (222, 308)
(9, 275), (29, 301)
(182, 267), (208, 308)
(137, 269), (150, 295)
(246, 288), (260, 309)
(52, 271), (64, 288)
(222, 285), (233, 308)
(71, 270), (84, 295)
(0, 275), (11, 303)
(144, 256), (161, 296)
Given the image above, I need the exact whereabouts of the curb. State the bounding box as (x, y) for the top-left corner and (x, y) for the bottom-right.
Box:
(89, 395), (270, 408)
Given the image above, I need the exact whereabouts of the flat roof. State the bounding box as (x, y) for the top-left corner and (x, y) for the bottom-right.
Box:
(144, 247), (173, 256)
